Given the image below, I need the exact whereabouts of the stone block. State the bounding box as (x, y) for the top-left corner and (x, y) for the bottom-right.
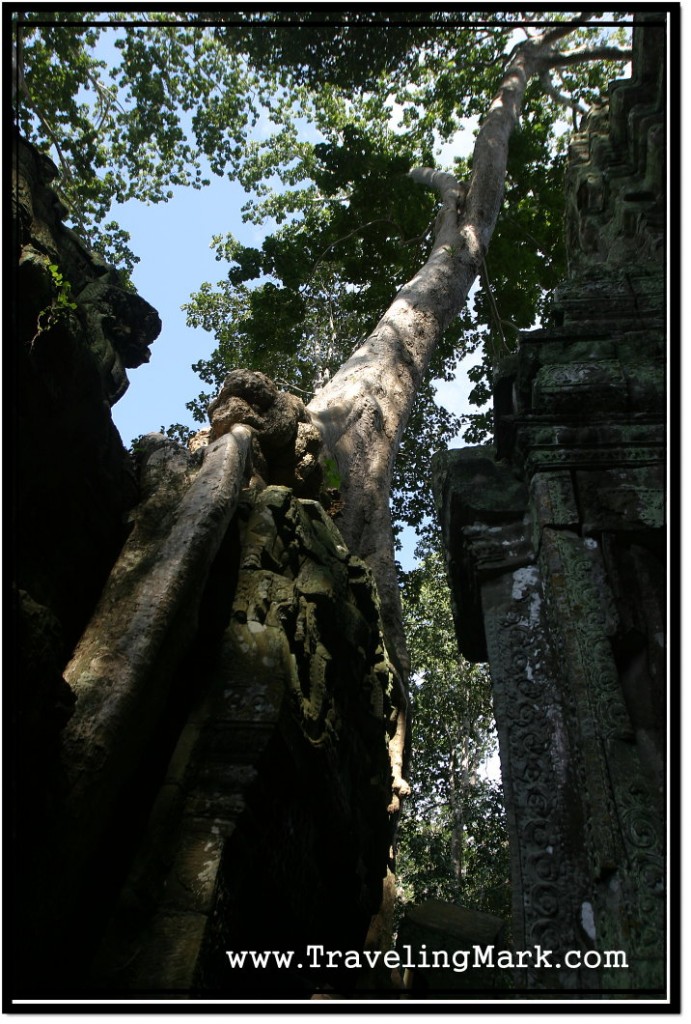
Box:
(163, 833), (225, 915)
(128, 911), (209, 991)
(529, 471), (579, 533)
(531, 359), (627, 416)
(576, 465), (665, 533)
(432, 447), (529, 527)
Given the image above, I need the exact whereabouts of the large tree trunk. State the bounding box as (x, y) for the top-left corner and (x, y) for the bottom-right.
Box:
(305, 21), (633, 811)
(305, 35), (547, 807)
(306, 37), (551, 663)
(306, 20), (632, 668)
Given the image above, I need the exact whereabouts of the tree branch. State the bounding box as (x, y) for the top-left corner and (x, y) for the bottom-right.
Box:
(541, 21), (584, 47)
(539, 68), (588, 116)
(408, 167), (463, 205)
(409, 167), (466, 251)
(547, 44), (632, 68)
(463, 40), (540, 254)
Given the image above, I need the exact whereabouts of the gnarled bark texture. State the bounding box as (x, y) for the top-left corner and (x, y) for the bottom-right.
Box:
(12, 134), (397, 998)
(11, 17), (648, 1003)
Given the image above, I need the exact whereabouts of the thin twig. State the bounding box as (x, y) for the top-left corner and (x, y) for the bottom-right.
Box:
(479, 259), (511, 358)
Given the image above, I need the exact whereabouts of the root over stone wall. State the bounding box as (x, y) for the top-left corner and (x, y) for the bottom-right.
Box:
(12, 131), (396, 999)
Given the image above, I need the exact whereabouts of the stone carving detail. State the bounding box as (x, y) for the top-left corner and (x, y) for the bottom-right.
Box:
(564, 19), (664, 273)
(433, 16), (666, 996)
(482, 561), (590, 990)
(91, 483), (395, 992)
(13, 130), (162, 663)
(539, 528), (664, 988)
(14, 129), (161, 405)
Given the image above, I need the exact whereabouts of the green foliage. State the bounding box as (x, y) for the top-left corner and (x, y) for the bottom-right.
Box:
(16, 10), (631, 495)
(46, 262), (78, 311)
(396, 784), (511, 919)
(14, 10), (277, 269)
(128, 422), (195, 455)
(396, 552), (511, 921)
(183, 120), (438, 420)
(323, 458), (342, 491)
(159, 422), (196, 447)
(220, 11), (472, 94)
(29, 260), (79, 346)
(391, 379), (462, 543)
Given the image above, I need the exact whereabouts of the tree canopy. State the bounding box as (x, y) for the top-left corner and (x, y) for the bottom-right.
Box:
(14, 12), (632, 491)
(14, 8), (634, 863)
(397, 552), (511, 920)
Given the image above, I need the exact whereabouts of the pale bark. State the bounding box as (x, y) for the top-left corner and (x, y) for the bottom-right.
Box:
(306, 27), (617, 802)
(306, 39), (541, 670)
(62, 426), (252, 862)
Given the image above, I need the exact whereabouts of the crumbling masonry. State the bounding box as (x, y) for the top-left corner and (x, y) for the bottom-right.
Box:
(11, 15), (667, 1003)
(433, 17), (666, 993)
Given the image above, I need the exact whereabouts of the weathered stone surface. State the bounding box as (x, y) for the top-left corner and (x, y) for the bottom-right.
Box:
(89, 485), (395, 995)
(432, 449), (532, 664)
(12, 131), (164, 996)
(13, 129), (164, 673)
(432, 16), (666, 996)
(14, 588), (76, 742)
(208, 368), (324, 497)
(564, 14), (665, 274)
(14, 129), (161, 405)
(433, 446), (529, 526)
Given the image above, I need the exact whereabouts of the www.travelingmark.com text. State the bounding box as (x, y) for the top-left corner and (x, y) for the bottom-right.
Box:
(225, 944), (628, 973)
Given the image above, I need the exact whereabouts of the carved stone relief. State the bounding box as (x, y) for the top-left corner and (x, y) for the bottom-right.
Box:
(432, 16), (667, 996)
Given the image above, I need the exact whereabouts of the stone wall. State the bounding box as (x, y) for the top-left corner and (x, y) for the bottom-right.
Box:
(13, 131), (161, 995)
(13, 131), (161, 653)
(12, 135), (395, 999)
(432, 16), (666, 995)
(77, 470), (395, 997)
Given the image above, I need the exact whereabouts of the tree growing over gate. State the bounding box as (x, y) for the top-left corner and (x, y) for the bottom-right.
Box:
(13, 6), (633, 807)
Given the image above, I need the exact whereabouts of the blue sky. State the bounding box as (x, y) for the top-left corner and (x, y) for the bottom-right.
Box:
(106, 103), (479, 454)
(52, 19), (482, 577)
(109, 166), (480, 450)
(101, 99), (479, 574)
(105, 145), (479, 577)
(108, 174), (247, 447)
(29, 15), (639, 490)
(70, 18), (481, 452)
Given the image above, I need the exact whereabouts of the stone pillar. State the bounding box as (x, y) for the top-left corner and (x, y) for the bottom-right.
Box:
(434, 435), (665, 992)
(432, 16), (667, 994)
